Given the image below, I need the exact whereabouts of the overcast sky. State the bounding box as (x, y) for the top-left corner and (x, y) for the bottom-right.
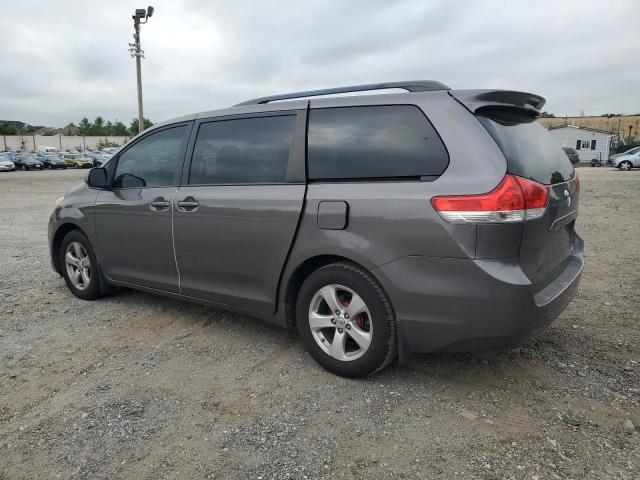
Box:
(1, 0), (638, 127)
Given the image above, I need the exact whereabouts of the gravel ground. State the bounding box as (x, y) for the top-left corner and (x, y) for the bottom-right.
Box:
(1, 167), (638, 480)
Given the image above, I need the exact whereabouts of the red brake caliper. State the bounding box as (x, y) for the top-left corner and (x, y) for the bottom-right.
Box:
(340, 295), (365, 329)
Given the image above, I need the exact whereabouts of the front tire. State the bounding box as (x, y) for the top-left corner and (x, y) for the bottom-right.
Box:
(619, 161), (632, 171)
(296, 262), (396, 377)
(58, 230), (103, 300)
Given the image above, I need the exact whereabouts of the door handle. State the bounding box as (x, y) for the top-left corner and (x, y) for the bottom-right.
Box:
(176, 196), (199, 212)
(150, 197), (170, 211)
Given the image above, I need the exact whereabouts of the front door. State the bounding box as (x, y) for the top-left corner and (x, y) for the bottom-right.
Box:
(173, 112), (306, 313)
(95, 123), (191, 292)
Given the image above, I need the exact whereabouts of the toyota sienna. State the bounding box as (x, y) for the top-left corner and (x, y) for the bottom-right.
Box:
(48, 81), (583, 377)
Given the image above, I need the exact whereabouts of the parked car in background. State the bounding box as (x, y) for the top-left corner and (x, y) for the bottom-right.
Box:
(49, 81), (583, 378)
(35, 152), (54, 163)
(41, 153), (66, 169)
(611, 149), (640, 171)
(2, 150), (17, 162)
(95, 152), (114, 167)
(80, 151), (98, 166)
(89, 148), (118, 166)
(0, 153), (16, 171)
(14, 153), (44, 170)
(562, 147), (579, 164)
(36, 145), (59, 154)
(62, 153), (93, 168)
(83, 151), (111, 167)
(609, 146), (640, 164)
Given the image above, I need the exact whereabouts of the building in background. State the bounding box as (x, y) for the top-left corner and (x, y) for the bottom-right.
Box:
(548, 125), (617, 163)
(538, 115), (638, 144)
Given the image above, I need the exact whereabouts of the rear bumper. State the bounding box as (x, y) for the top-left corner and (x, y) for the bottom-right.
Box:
(374, 235), (584, 360)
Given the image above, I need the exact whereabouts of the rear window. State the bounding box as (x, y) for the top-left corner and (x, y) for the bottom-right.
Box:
(307, 105), (448, 180)
(477, 108), (574, 185)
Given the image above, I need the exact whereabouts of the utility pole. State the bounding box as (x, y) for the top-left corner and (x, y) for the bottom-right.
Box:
(129, 7), (154, 134)
(133, 20), (144, 135)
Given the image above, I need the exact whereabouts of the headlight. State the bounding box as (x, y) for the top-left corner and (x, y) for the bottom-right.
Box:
(54, 196), (64, 208)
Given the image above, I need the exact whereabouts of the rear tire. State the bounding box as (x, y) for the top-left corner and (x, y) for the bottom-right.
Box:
(296, 262), (396, 377)
(58, 230), (103, 300)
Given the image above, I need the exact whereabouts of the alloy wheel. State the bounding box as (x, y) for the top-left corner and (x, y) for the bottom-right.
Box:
(64, 241), (91, 290)
(308, 284), (372, 361)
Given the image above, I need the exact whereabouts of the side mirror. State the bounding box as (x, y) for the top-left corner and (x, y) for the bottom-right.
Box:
(87, 167), (108, 188)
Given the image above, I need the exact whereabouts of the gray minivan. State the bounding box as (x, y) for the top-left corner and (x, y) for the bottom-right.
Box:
(48, 81), (583, 377)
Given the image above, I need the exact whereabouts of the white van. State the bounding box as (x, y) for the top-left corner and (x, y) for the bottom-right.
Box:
(37, 146), (58, 153)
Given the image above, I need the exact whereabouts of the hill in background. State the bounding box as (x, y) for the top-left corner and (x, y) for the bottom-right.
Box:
(0, 120), (45, 131)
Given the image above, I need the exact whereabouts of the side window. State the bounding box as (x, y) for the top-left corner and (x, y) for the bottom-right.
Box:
(189, 115), (296, 185)
(590, 139), (596, 150)
(307, 105), (448, 180)
(114, 126), (187, 188)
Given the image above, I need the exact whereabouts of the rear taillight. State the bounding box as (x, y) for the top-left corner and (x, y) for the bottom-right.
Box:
(431, 174), (549, 224)
(574, 172), (580, 192)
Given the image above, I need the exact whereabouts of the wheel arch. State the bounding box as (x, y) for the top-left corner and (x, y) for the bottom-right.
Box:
(51, 223), (89, 274)
(284, 254), (380, 332)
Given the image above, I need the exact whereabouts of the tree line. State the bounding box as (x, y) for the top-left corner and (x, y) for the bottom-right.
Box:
(0, 117), (154, 136)
(75, 117), (154, 136)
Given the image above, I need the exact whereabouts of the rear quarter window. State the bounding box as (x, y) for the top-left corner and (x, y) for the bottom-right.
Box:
(307, 105), (449, 180)
(477, 108), (574, 185)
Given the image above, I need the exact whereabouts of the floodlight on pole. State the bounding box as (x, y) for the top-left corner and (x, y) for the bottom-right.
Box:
(129, 6), (154, 134)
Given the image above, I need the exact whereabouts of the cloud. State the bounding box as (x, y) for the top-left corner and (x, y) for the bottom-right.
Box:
(0, 0), (638, 126)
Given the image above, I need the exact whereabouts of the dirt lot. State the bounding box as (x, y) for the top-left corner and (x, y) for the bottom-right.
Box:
(1, 168), (638, 480)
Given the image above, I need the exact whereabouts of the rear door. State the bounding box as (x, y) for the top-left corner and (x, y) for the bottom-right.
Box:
(477, 108), (578, 288)
(172, 111), (307, 313)
(94, 123), (191, 292)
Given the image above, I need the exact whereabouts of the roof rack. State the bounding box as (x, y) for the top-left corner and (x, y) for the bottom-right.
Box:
(234, 80), (450, 106)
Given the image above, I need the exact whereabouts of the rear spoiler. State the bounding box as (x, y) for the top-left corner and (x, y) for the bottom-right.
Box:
(449, 90), (546, 116)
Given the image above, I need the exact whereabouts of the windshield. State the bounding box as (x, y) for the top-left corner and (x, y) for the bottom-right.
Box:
(477, 108), (574, 185)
